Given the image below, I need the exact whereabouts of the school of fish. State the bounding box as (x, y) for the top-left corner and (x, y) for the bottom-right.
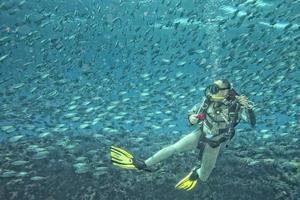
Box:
(0, 0), (299, 199)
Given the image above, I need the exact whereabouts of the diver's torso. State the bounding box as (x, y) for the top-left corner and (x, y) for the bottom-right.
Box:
(203, 101), (231, 136)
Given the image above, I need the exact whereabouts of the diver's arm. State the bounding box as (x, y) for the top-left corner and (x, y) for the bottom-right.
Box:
(187, 102), (202, 125)
(236, 95), (256, 128)
(187, 103), (201, 126)
(240, 108), (256, 128)
(188, 102), (201, 115)
(188, 97), (207, 125)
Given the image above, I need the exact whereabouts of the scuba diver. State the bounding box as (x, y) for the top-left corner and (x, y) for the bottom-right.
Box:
(110, 79), (256, 191)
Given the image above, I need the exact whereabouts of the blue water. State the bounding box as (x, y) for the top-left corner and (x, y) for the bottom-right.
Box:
(0, 0), (299, 199)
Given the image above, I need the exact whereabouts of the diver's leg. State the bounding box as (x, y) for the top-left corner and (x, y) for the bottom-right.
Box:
(145, 128), (201, 167)
(196, 144), (221, 181)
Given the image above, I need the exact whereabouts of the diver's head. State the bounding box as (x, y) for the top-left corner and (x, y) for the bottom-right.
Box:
(205, 79), (231, 101)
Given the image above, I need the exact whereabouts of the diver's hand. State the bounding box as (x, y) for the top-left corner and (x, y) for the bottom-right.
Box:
(236, 95), (254, 109)
(188, 114), (199, 125)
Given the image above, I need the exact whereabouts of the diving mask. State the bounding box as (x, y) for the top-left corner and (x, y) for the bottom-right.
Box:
(204, 84), (230, 101)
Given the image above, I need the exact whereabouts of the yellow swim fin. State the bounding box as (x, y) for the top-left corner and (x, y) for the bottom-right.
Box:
(175, 168), (199, 191)
(110, 146), (148, 171)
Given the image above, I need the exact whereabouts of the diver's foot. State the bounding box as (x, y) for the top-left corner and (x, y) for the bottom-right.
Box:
(175, 168), (199, 191)
(110, 146), (155, 172)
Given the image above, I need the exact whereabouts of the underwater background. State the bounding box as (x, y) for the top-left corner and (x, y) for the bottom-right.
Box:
(0, 0), (299, 199)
